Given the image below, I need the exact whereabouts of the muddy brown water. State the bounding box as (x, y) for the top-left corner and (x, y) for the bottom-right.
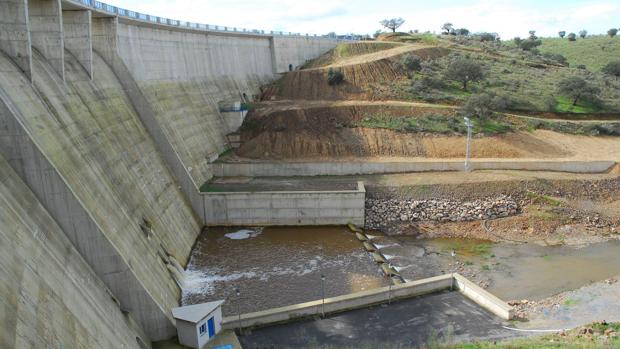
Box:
(182, 225), (620, 317)
(182, 226), (388, 315)
(371, 235), (620, 301)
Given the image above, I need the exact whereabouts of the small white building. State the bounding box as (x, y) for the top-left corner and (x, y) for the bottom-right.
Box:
(172, 300), (224, 349)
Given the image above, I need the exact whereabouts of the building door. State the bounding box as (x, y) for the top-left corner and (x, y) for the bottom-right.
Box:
(207, 317), (215, 338)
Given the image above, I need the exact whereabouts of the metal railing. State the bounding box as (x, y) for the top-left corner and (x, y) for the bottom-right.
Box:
(68, 0), (339, 39)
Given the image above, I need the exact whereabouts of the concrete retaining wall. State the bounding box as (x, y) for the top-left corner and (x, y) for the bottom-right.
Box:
(213, 160), (617, 177)
(221, 273), (513, 330)
(202, 181), (366, 226)
(453, 273), (514, 320)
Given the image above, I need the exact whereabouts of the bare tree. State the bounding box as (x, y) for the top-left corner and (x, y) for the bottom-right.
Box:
(379, 18), (405, 33)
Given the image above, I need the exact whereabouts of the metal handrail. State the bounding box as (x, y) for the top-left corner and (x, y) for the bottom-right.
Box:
(69, 0), (342, 39)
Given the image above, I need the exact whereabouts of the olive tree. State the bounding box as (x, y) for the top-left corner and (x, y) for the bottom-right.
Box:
(557, 76), (600, 106)
(462, 93), (508, 120)
(380, 18), (405, 33)
(444, 59), (484, 91)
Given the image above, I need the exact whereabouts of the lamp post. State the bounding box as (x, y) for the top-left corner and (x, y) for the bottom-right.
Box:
(388, 263), (394, 304)
(235, 287), (241, 332)
(320, 274), (326, 317)
(463, 117), (473, 172)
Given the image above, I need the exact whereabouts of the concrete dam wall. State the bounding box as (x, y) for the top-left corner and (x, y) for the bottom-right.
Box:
(0, 0), (338, 347)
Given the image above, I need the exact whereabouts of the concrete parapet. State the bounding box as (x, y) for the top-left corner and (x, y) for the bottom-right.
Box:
(28, 0), (64, 81)
(213, 160), (617, 177)
(201, 181), (366, 226)
(62, 9), (92, 79)
(222, 274), (453, 330)
(221, 273), (513, 330)
(0, 0), (32, 79)
(453, 273), (514, 320)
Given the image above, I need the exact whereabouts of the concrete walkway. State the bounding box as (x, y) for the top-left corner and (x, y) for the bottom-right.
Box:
(238, 291), (519, 348)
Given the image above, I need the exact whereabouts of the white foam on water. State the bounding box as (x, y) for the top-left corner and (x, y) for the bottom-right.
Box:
(375, 243), (399, 249)
(225, 229), (262, 240)
(383, 254), (402, 260)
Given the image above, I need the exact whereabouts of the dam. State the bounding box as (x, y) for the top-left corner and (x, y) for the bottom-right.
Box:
(4, 1), (620, 348)
(0, 0), (339, 347)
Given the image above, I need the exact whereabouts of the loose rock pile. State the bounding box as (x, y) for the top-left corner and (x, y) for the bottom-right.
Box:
(365, 195), (519, 229)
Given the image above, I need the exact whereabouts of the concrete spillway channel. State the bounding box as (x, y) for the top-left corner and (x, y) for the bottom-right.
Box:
(348, 224), (405, 284)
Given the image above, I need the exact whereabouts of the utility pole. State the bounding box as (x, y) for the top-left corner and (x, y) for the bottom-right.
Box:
(464, 117), (473, 171)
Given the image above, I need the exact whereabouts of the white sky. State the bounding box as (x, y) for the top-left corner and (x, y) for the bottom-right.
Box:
(102, 0), (620, 39)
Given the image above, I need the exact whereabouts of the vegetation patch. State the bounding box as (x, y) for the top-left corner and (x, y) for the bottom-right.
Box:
(540, 35), (620, 70)
(356, 114), (513, 135)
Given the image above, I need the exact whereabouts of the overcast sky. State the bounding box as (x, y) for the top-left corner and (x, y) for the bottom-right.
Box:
(103, 0), (620, 39)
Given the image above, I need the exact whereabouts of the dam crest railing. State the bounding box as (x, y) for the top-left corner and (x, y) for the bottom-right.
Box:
(67, 0), (348, 39)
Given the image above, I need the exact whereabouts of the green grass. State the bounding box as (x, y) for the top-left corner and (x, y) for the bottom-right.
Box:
(564, 298), (580, 306)
(540, 35), (620, 71)
(356, 114), (513, 135)
(525, 191), (562, 206)
(553, 96), (602, 113)
(378, 32), (439, 44)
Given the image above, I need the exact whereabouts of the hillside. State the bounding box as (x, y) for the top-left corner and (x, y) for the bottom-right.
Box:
(237, 38), (620, 163)
(540, 35), (620, 71)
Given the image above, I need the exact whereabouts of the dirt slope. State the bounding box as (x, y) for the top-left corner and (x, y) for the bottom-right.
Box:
(262, 45), (449, 101)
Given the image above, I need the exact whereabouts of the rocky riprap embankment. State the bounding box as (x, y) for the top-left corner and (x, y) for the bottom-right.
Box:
(365, 195), (519, 230)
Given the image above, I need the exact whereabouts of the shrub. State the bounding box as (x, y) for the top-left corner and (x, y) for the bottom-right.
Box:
(567, 33), (577, 41)
(542, 52), (568, 66)
(477, 32), (498, 42)
(576, 64), (587, 70)
(519, 39), (542, 51)
(327, 68), (344, 85)
(602, 61), (620, 78)
(399, 54), (422, 75)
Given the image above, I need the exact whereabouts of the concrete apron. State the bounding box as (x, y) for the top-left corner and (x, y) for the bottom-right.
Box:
(222, 273), (514, 330)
